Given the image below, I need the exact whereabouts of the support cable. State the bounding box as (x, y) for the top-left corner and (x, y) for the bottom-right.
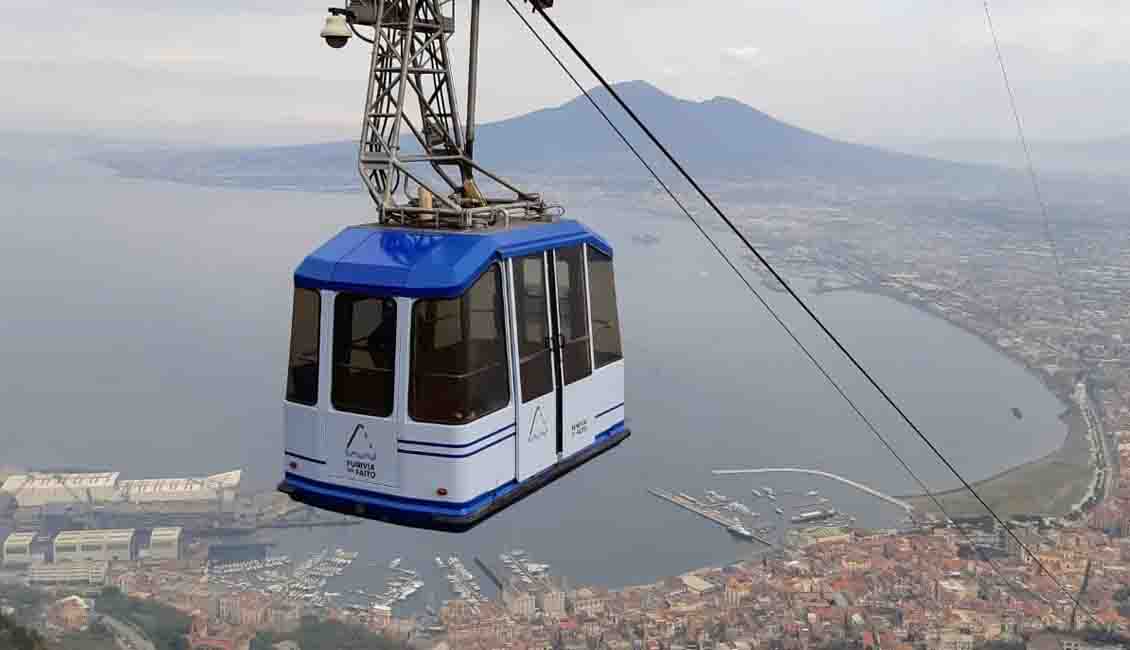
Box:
(520, 0), (1094, 623)
(504, 0), (1054, 611)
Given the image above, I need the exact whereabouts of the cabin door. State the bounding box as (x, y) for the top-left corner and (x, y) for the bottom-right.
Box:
(548, 245), (595, 458)
(511, 253), (559, 481)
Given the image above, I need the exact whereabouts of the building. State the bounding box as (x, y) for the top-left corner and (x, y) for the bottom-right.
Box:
(28, 561), (108, 587)
(539, 590), (566, 618)
(680, 574), (717, 595)
(1029, 632), (1124, 650)
(218, 593), (241, 625)
(188, 616), (238, 650)
(570, 587), (606, 617)
(54, 529), (136, 563)
(2, 532), (37, 567)
(935, 631), (974, 650)
(47, 595), (91, 632)
(502, 588), (536, 619)
(147, 527), (183, 560)
(118, 470), (242, 512)
(1, 470), (242, 513)
(371, 605), (392, 628)
(1, 472), (121, 508)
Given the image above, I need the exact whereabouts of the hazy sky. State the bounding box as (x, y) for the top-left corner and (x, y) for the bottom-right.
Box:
(2, 0), (1127, 145)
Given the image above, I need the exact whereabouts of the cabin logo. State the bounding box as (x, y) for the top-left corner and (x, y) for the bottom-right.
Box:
(345, 424), (378, 461)
(528, 406), (550, 442)
(345, 424), (379, 481)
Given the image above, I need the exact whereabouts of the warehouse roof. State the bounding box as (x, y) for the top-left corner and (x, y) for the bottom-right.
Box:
(3, 532), (36, 547)
(680, 574), (716, 594)
(150, 527), (182, 541)
(118, 470), (241, 501)
(55, 529), (136, 546)
(2, 472), (120, 493)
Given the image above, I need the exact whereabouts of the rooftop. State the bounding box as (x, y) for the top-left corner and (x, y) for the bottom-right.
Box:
(55, 529), (136, 545)
(118, 470), (241, 499)
(2, 472), (120, 492)
(3, 532), (36, 546)
(295, 220), (612, 299)
(150, 527), (183, 541)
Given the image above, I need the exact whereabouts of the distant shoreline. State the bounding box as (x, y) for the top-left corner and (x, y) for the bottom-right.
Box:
(796, 273), (1091, 516)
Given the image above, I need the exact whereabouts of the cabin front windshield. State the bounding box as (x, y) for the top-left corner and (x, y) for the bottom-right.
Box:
(332, 294), (397, 417)
(410, 265), (510, 425)
(587, 246), (623, 368)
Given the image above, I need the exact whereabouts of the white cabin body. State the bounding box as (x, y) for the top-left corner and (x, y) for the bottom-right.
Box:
(278, 220), (628, 531)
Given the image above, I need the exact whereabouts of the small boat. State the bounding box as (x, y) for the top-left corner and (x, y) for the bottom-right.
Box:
(389, 558), (401, 569)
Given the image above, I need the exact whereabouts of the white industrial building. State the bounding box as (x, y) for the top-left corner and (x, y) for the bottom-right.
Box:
(1, 470), (241, 512)
(146, 527), (183, 561)
(28, 561), (108, 587)
(2, 532), (39, 567)
(1, 473), (120, 508)
(119, 470), (241, 507)
(54, 529), (136, 563)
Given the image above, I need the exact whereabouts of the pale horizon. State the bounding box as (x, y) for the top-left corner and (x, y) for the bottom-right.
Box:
(2, 0), (1128, 147)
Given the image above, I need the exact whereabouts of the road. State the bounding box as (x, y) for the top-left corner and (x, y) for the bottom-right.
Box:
(99, 614), (155, 650)
(1076, 381), (1114, 507)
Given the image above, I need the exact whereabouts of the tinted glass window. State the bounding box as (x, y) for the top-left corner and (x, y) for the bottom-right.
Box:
(555, 246), (592, 385)
(411, 265), (510, 424)
(286, 288), (321, 406)
(587, 247), (623, 368)
(513, 254), (554, 402)
(332, 295), (397, 417)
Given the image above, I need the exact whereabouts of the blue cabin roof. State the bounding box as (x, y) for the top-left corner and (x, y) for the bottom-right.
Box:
(295, 219), (613, 298)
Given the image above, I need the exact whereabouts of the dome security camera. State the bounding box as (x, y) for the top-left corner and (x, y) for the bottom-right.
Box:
(321, 13), (352, 49)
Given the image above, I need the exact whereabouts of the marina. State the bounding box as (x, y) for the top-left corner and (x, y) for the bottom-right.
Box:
(445, 555), (485, 606)
(204, 547), (425, 612)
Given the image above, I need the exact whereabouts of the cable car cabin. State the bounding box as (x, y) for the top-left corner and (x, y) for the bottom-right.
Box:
(278, 220), (629, 532)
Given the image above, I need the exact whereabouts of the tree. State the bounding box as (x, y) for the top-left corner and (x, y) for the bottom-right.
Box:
(0, 613), (49, 650)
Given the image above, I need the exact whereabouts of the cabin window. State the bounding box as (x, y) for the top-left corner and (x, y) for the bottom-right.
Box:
(513, 254), (554, 402)
(286, 288), (321, 406)
(410, 265), (510, 424)
(586, 247), (623, 368)
(555, 246), (592, 385)
(332, 295), (397, 418)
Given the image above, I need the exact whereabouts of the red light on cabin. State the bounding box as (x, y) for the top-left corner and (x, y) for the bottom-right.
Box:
(289, 462), (298, 470)
(436, 488), (448, 496)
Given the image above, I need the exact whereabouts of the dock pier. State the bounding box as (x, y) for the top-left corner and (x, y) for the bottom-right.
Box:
(650, 489), (772, 546)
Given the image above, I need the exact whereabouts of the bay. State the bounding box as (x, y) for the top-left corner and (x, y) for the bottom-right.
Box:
(0, 148), (1067, 610)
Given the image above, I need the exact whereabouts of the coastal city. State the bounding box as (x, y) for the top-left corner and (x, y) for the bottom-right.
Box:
(4, 185), (1130, 650)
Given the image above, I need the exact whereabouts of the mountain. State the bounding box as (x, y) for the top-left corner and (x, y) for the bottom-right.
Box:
(96, 80), (985, 190)
(474, 80), (975, 181)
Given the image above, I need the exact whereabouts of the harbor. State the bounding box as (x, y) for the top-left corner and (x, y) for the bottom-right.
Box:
(649, 489), (772, 546)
